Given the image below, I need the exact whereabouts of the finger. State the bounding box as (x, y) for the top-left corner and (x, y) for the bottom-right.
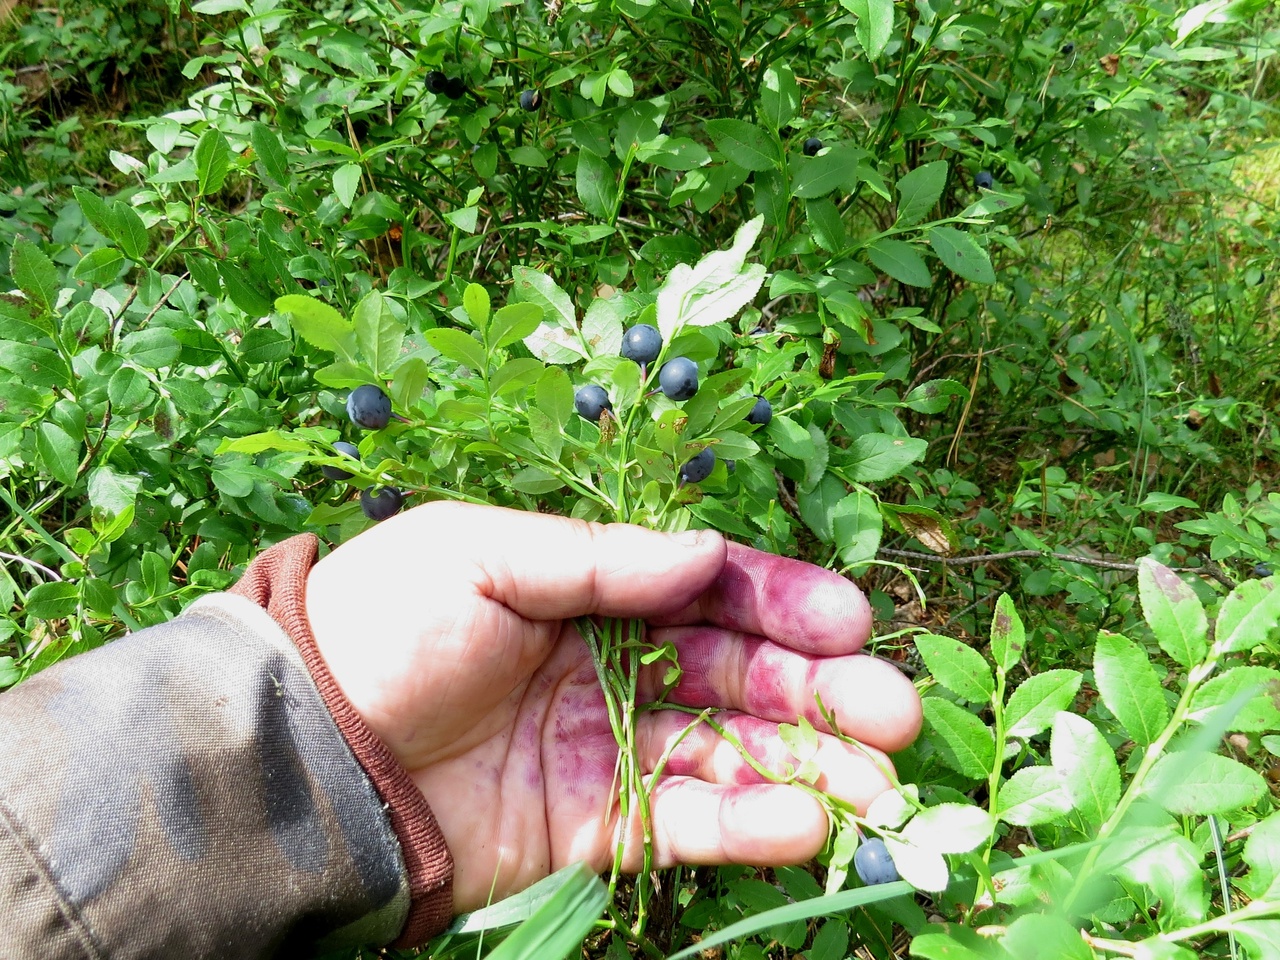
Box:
(386, 501), (729, 620)
(636, 710), (896, 813)
(613, 778), (830, 870)
(650, 542), (872, 655)
(639, 627), (922, 752)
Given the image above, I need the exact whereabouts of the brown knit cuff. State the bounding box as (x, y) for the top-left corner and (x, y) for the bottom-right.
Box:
(229, 534), (455, 946)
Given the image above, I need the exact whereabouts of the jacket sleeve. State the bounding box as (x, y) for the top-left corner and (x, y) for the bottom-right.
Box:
(0, 536), (452, 959)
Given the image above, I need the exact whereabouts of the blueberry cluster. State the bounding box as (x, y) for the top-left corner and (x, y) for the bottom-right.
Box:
(573, 324), (774, 488)
(335, 384), (405, 522)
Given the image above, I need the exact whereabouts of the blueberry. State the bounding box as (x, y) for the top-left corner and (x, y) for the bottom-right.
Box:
(519, 88), (541, 111)
(679, 447), (716, 484)
(1061, 41), (1075, 55)
(725, 459), (736, 473)
(975, 170), (995, 190)
(427, 71), (449, 94)
(621, 324), (663, 365)
(321, 441), (360, 481)
(659, 357), (699, 401)
(360, 486), (404, 522)
(1255, 563), (1273, 578)
(444, 76), (467, 99)
(746, 394), (772, 426)
(803, 136), (823, 157)
(574, 384), (613, 422)
(854, 838), (899, 885)
(347, 384), (392, 430)
(660, 121), (672, 136)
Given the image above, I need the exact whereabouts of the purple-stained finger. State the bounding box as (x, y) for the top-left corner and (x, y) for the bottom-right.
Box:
(649, 542), (873, 655)
(635, 709), (896, 813)
(638, 627), (922, 753)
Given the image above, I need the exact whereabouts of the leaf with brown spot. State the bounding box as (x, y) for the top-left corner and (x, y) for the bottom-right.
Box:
(1099, 53), (1120, 76)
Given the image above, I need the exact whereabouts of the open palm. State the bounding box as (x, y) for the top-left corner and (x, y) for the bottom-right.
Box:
(306, 503), (922, 912)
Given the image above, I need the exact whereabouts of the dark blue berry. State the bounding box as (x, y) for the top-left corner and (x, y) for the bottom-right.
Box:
(725, 459), (736, 473)
(444, 76), (466, 99)
(660, 121), (672, 136)
(1061, 42), (1075, 55)
(427, 71), (449, 94)
(321, 441), (360, 481)
(803, 137), (823, 157)
(1255, 563), (1273, 578)
(347, 385), (392, 430)
(975, 170), (994, 190)
(679, 447), (716, 484)
(746, 394), (772, 426)
(621, 324), (663, 365)
(574, 384), (613, 422)
(659, 357), (699, 401)
(519, 88), (541, 111)
(360, 486), (404, 522)
(854, 838), (899, 885)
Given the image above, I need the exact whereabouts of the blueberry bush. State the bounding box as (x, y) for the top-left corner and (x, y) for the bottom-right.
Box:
(3, 0), (1280, 956)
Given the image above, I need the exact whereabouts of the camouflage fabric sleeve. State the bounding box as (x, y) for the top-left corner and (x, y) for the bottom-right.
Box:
(0, 580), (414, 958)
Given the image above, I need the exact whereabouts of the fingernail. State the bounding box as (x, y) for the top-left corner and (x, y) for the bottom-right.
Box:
(672, 529), (707, 547)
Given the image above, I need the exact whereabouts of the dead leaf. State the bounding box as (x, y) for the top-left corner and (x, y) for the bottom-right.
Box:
(1099, 53), (1120, 76)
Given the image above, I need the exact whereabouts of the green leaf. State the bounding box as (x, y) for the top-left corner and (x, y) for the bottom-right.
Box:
(1001, 914), (1093, 960)
(704, 119), (778, 172)
(1093, 631), (1170, 746)
(1238, 810), (1280, 901)
(426, 328), (486, 372)
(25, 582), (81, 620)
(576, 148), (613, 220)
(479, 861), (607, 960)
(276, 294), (356, 358)
(463, 283), (491, 332)
(1188, 666), (1280, 732)
(1234, 920), (1280, 960)
(805, 198), (845, 253)
(509, 145), (549, 168)
(73, 185), (117, 240)
(1051, 712), (1121, 827)
(990, 593), (1025, 676)
(512, 267), (585, 364)
(333, 162), (362, 207)
(901, 803), (993, 854)
(655, 217), (766, 340)
(1216, 577), (1280, 654)
(760, 63), (799, 131)
(491, 358), (547, 398)
(87, 465), (142, 517)
(491, 303), (545, 351)
(120, 328), (182, 368)
(926, 227), (996, 284)
(111, 202), (148, 261)
(250, 122), (290, 188)
(867, 239), (932, 287)
(903, 378), (968, 414)
(1138, 557), (1208, 669)
(217, 261), (273, 318)
(846, 433), (928, 482)
(72, 247), (126, 286)
(999, 766), (1074, 826)
(922, 698), (995, 779)
(11, 236), (60, 312)
(832, 490), (882, 566)
(1142, 751), (1266, 815)
(353, 290), (405, 377)
(1004, 669), (1082, 739)
(194, 128), (231, 196)
(895, 160), (948, 227)
(839, 0), (895, 60)
(37, 421), (80, 486)
(239, 328), (292, 364)
(915, 634), (994, 704)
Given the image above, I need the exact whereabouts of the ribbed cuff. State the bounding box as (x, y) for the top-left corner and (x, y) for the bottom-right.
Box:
(229, 535), (454, 946)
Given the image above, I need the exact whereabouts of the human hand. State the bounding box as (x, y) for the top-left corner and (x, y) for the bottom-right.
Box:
(305, 502), (921, 912)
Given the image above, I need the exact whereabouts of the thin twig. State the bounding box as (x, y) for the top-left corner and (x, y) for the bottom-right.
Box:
(878, 547), (1218, 576)
(0, 552), (63, 581)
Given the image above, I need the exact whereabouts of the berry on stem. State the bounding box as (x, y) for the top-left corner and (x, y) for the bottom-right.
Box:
(621, 324), (663, 365)
(574, 384), (613, 422)
(679, 447), (715, 485)
(321, 441), (360, 481)
(975, 170), (995, 190)
(659, 357), (699, 401)
(361, 486), (404, 522)
(519, 88), (541, 111)
(347, 385), (392, 430)
(854, 838), (899, 885)
(746, 394), (772, 426)
(803, 137), (823, 157)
